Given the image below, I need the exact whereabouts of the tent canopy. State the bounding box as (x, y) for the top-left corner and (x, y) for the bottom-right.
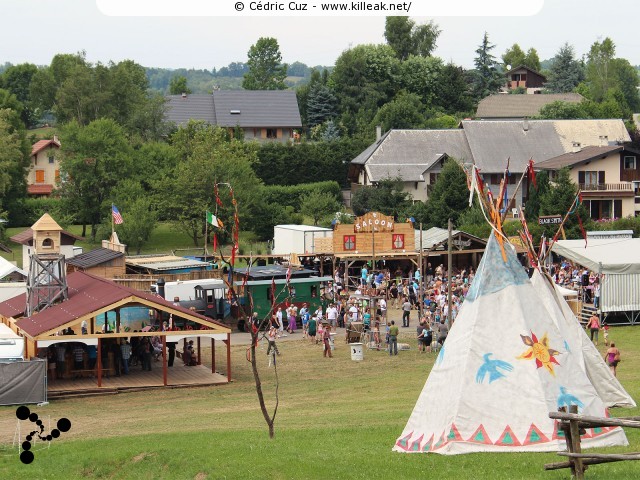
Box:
(552, 238), (640, 275)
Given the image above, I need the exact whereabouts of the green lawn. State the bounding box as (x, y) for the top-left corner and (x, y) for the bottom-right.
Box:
(1, 325), (640, 479)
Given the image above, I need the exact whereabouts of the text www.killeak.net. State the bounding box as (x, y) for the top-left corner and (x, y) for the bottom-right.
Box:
(319, 1), (411, 12)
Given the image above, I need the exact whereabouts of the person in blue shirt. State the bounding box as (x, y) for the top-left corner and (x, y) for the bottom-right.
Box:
(361, 265), (368, 286)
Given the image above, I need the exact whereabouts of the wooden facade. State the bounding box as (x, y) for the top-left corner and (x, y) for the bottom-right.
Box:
(333, 212), (415, 257)
(506, 66), (546, 90)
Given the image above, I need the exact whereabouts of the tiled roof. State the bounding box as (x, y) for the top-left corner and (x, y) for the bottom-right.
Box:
(536, 145), (624, 169)
(31, 138), (60, 157)
(476, 93), (583, 119)
(1, 271), (229, 338)
(66, 248), (124, 269)
(165, 91), (302, 128)
(27, 184), (54, 195)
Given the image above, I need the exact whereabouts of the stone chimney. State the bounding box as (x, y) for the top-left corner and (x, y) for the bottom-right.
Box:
(376, 125), (382, 141)
(181, 92), (187, 98)
(599, 135), (609, 147)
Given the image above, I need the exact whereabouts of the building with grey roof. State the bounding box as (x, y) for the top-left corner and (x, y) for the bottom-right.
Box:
(476, 93), (584, 119)
(165, 90), (302, 143)
(349, 119), (632, 209)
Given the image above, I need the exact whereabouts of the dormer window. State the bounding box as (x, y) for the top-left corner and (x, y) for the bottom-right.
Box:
(230, 110), (241, 114)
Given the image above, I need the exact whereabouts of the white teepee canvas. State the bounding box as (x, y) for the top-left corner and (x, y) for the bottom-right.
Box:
(530, 269), (635, 408)
(394, 234), (628, 454)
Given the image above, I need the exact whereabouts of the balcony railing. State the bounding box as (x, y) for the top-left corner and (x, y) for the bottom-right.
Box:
(579, 183), (634, 192)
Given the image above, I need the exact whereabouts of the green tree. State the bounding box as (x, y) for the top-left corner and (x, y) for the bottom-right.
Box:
(502, 43), (525, 69)
(586, 37), (616, 102)
(399, 55), (443, 106)
(351, 178), (412, 218)
(426, 158), (468, 228)
(373, 91), (425, 131)
(434, 63), (474, 114)
(610, 58), (640, 112)
(545, 43), (585, 93)
(169, 75), (191, 95)
(384, 16), (440, 60)
(539, 168), (591, 238)
(524, 170), (550, 222)
(471, 32), (504, 101)
(0, 108), (29, 216)
(58, 119), (133, 240)
(161, 123), (261, 246)
(523, 48), (541, 72)
(108, 59), (149, 126)
(537, 101), (585, 119)
(300, 189), (341, 226)
(110, 179), (157, 255)
(242, 37), (288, 90)
(0, 63), (39, 127)
(306, 84), (337, 127)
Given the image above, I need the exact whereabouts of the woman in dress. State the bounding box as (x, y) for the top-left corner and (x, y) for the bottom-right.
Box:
(287, 306), (297, 333)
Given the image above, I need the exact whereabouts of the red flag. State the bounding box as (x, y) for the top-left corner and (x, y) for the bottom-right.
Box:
(528, 159), (537, 189)
(213, 233), (218, 253)
(271, 277), (276, 307)
(577, 214), (588, 248)
(215, 184), (223, 207)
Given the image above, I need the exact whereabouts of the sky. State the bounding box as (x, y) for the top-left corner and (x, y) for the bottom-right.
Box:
(1, 0), (639, 71)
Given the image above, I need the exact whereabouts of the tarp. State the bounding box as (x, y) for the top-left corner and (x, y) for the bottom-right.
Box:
(552, 238), (640, 275)
(0, 359), (46, 406)
(394, 234), (627, 454)
(552, 238), (640, 313)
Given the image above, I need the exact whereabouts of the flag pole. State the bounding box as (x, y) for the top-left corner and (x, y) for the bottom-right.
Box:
(111, 203), (114, 236)
(205, 211), (209, 256)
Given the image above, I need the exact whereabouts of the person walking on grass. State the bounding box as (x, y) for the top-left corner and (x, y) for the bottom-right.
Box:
(587, 312), (601, 346)
(388, 320), (399, 356)
(322, 323), (333, 358)
(402, 297), (411, 327)
(266, 325), (280, 358)
(605, 343), (621, 377)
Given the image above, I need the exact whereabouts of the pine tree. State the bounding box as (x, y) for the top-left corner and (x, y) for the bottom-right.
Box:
(306, 84), (337, 127)
(546, 43), (585, 93)
(471, 32), (504, 101)
(426, 158), (469, 228)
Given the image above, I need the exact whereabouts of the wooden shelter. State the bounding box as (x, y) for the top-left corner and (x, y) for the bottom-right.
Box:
(0, 271), (232, 393)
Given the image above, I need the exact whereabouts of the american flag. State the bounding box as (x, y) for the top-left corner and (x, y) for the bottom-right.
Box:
(112, 205), (124, 225)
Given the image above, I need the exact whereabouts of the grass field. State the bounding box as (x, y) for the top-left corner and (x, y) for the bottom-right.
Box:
(1, 322), (640, 479)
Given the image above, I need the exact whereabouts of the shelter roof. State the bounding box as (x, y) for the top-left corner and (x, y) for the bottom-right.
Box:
(31, 138), (60, 157)
(234, 276), (333, 287)
(27, 184), (54, 195)
(0, 256), (26, 280)
(475, 93), (583, 119)
(165, 94), (216, 126)
(125, 254), (211, 272)
(536, 145), (625, 169)
(414, 227), (487, 251)
(66, 248), (124, 269)
(10, 227), (83, 246)
(552, 238), (640, 275)
(212, 90), (301, 128)
(236, 265), (318, 280)
(0, 271), (229, 338)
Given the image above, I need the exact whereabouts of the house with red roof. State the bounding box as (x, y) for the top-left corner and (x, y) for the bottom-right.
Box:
(28, 135), (61, 196)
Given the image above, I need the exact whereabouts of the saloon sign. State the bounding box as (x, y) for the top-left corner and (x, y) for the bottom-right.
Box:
(354, 212), (394, 233)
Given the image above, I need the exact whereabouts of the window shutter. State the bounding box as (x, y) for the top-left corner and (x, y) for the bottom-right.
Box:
(578, 171), (585, 185)
(598, 171), (605, 185)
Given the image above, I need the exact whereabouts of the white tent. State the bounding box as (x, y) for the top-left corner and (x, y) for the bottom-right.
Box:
(394, 234), (628, 454)
(530, 269), (635, 409)
(552, 238), (640, 315)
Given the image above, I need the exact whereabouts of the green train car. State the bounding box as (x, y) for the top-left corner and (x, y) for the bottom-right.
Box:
(232, 266), (332, 331)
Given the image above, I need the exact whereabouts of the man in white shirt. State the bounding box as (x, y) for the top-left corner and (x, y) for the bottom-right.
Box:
(378, 298), (387, 321)
(326, 303), (338, 330)
(349, 304), (359, 322)
(276, 307), (285, 337)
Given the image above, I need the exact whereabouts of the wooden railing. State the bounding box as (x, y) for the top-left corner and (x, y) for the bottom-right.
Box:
(579, 183), (634, 192)
(544, 406), (640, 479)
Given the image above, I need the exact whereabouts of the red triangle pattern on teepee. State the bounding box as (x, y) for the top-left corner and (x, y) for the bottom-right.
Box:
(523, 423), (550, 445)
(395, 431), (413, 451)
(421, 434), (434, 452)
(495, 425), (522, 446)
(447, 423), (464, 442)
(468, 424), (493, 445)
(432, 432), (448, 451)
(552, 421), (566, 440)
(410, 434), (424, 452)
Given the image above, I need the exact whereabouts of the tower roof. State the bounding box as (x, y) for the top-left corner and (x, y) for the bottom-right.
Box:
(31, 213), (63, 232)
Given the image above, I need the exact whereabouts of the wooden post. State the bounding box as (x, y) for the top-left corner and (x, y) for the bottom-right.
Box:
(97, 337), (102, 388)
(162, 335), (167, 386)
(447, 218), (453, 326)
(197, 336), (201, 365)
(569, 405), (585, 479)
(211, 338), (216, 374)
(226, 332), (231, 382)
(419, 224), (424, 319)
(90, 317), (94, 335)
(116, 308), (121, 333)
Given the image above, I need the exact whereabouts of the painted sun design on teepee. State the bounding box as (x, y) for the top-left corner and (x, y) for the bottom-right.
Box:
(516, 331), (560, 376)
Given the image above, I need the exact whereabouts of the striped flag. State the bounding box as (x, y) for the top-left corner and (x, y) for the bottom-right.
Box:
(112, 205), (124, 225)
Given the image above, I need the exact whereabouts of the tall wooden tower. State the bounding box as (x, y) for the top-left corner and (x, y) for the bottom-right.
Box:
(25, 213), (68, 317)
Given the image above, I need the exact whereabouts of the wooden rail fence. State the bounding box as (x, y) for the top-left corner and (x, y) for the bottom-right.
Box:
(544, 405), (640, 479)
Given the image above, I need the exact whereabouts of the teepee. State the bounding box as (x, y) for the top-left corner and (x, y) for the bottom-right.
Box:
(530, 269), (635, 408)
(394, 233), (628, 454)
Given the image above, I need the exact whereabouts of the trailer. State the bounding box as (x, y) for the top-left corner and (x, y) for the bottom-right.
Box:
(0, 323), (24, 362)
(272, 224), (333, 256)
